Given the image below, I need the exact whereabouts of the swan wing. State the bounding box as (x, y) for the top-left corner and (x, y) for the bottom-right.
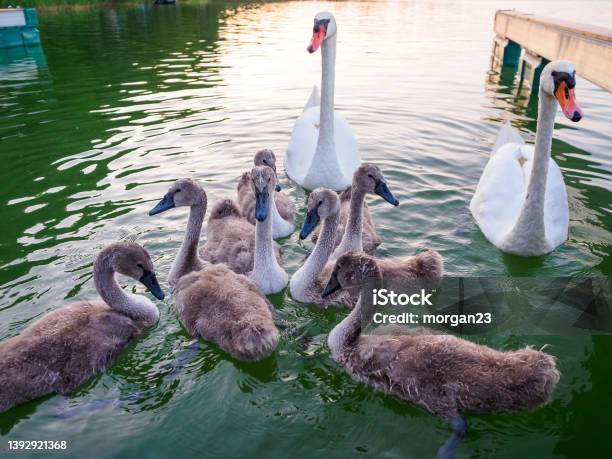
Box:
(333, 111), (360, 183)
(492, 122), (525, 155)
(303, 85), (320, 112)
(286, 107), (359, 190)
(470, 143), (529, 246)
(286, 106), (320, 184)
(301, 113), (358, 190)
(544, 161), (569, 249)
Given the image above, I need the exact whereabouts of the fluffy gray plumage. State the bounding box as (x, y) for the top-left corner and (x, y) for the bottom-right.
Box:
(237, 149), (296, 227)
(327, 251), (560, 421)
(291, 187), (442, 309)
(0, 242), (161, 413)
(311, 186), (379, 250)
(311, 163), (399, 253)
(339, 329), (560, 419)
(173, 265), (278, 361)
(150, 178), (279, 361)
(202, 198), (282, 274)
(289, 188), (357, 308)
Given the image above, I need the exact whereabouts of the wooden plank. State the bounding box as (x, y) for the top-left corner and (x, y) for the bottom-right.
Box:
(494, 10), (612, 91)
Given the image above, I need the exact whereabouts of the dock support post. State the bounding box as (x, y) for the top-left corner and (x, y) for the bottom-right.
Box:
(518, 49), (544, 93)
(491, 36), (507, 69)
(491, 36), (521, 70)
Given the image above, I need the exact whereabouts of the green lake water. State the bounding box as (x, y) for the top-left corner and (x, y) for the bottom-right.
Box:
(1, 1), (611, 457)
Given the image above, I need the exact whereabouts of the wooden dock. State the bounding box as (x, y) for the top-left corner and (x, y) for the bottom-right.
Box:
(492, 10), (612, 92)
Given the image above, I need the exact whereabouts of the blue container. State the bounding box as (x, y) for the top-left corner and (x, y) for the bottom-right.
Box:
(0, 8), (41, 48)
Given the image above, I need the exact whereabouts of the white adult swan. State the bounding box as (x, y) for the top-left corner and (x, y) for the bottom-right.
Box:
(285, 11), (360, 191)
(470, 60), (583, 256)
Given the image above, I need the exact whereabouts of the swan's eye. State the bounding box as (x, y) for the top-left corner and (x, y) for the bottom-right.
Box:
(136, 262), (143, 269)
(367, 174), (374, 179)
(263, 160), (268, 165)
(176, 189), (181, 193)
(318, 200), (323, 205)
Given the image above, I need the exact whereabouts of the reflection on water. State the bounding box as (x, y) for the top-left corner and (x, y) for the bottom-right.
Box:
(0, 1), (611, 458)
(0, 46), (47, 83)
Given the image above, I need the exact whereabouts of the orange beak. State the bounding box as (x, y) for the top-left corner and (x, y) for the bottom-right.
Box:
(307, 25), (326, 53)
(555, 81), (583, 122)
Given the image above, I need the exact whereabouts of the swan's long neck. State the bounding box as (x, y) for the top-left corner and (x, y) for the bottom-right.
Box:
(255, 207), (276, 268)
(169, 201), (206, 284)
(317, 33), (336, 150)
(94, 258), (159, 326)
(328, 296), (362, 361)
(296, 211), (340, 290)
(505, 89), (556, 249)
(328, 274), (382, 361)
(252, 192), (286, 293)
(302, 32), (347, 190)
(333, 187), (365, 259)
